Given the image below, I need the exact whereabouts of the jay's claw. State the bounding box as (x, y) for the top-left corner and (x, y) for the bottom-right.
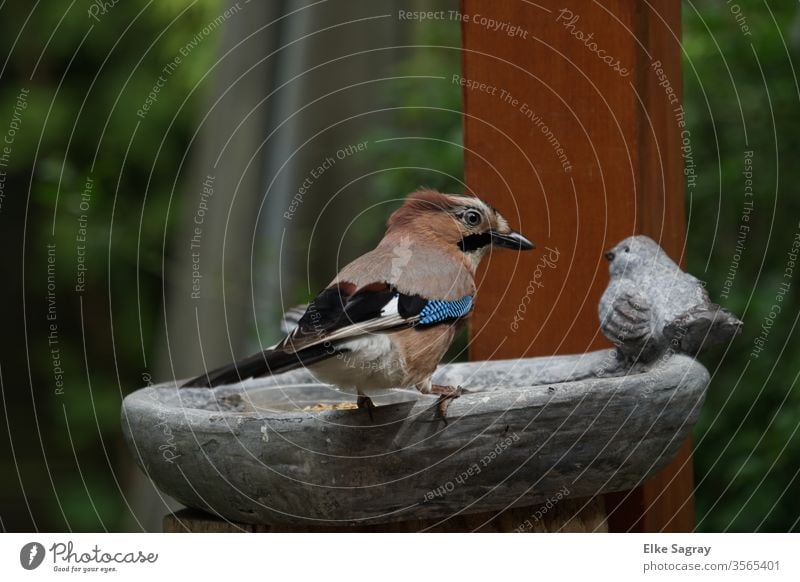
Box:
(430, 384), (463, 425)
(356, 395), (376, 422)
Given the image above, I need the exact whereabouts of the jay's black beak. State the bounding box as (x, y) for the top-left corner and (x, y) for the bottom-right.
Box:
(605, 251), (616, 261)
(490, 230), (535, 251)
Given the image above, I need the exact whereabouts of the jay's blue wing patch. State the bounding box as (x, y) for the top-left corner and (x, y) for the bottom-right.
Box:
(417, 295), (474, 325)
(391, 292), (473, 325)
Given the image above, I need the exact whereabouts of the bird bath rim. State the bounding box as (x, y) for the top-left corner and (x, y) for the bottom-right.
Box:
(121, 349), (709, 526)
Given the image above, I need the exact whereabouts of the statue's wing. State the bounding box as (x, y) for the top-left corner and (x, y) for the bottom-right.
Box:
(600, 287), (658, 361)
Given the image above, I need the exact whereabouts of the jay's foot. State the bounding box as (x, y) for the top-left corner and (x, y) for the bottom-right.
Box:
(356, 395), (375, 422)
(430, 384), (463, 425)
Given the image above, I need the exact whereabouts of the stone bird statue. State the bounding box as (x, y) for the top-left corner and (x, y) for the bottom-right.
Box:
(599, 235), (742, 364)
(182, 189), (534, 420)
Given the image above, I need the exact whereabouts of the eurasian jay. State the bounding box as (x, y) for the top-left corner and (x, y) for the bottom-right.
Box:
(182, 189), (534, 419)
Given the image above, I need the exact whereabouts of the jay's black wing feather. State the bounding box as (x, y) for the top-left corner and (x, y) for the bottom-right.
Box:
(285, 283), (397, 346)
(181, 282), (472, 388)
(180, 343), (347, 388)
(280, 282), (472, 350)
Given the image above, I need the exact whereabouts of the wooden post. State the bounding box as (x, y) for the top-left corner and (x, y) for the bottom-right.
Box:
(462, 0), (693, 531)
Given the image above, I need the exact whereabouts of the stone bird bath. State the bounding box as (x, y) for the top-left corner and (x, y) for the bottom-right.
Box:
(122, 348), (709, 527)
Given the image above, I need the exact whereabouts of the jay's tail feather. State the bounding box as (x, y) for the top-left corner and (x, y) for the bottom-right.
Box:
(180, 344), (342, 388)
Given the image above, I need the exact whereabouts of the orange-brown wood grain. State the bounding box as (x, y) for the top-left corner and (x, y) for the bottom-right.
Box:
(462, 0), (693, 532)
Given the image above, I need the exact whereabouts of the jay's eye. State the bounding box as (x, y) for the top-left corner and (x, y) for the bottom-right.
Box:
(463, 210), (482, 226)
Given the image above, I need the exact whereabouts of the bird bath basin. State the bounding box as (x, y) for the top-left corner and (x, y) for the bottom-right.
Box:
(122, 348), (708, 527)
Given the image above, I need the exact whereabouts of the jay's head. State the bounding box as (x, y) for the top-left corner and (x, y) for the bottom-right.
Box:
(387, 189), (534, 268)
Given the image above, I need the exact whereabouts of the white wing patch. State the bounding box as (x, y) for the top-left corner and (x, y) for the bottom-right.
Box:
(380, 295), (400, 317)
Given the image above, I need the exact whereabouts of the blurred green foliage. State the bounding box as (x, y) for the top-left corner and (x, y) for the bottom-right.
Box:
(364, 21), (464, 200)
(0, 0), (220, 531)
(353, 19), (464, 247)
(684, 1), (800, 532)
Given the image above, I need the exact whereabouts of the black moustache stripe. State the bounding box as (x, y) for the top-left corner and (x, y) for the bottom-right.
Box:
(457, 232), (492, 252)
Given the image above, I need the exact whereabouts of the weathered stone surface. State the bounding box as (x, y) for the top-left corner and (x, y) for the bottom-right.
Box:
(122, 349), (708, 527)
(600, 235), (742, 362)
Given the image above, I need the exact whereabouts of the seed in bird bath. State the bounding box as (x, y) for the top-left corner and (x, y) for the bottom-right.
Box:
(302, 402), (358, 412)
